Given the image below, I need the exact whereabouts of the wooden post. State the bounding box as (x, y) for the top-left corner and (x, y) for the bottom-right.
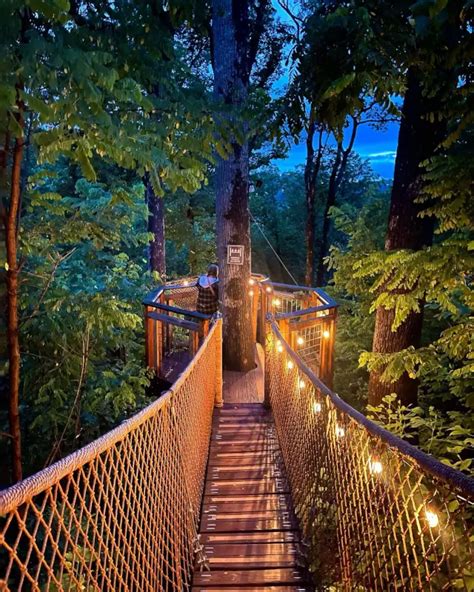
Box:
(144, 305), (153, 368)
(251, 287), (259, 343)
(319, 311), (336, 388)
(215, 318), (223, 407)
(264, 319), (272, 409)
(155, 317), (163, 375)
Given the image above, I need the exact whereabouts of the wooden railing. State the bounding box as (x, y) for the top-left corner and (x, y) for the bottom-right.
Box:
(259, 281), (338, 387)
(143, 283), (213, 378)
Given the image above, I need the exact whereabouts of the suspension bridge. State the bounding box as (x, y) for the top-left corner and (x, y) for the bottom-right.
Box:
(0, 276), (473, 591)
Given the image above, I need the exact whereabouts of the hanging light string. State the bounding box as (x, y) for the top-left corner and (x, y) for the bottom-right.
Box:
(249, 209), (299, 285)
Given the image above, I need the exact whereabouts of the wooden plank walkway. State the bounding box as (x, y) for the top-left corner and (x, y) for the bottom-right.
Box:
(192, 403), (311, 591)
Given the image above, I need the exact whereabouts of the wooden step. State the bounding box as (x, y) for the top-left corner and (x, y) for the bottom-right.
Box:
(193, 568), (308, 587)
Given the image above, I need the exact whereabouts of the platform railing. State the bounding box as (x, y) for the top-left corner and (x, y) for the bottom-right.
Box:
(143, 283), (213, 377)
(260, 281), (338, 386)
(0, 319), (222, 592)
(265, 318), (474, 591)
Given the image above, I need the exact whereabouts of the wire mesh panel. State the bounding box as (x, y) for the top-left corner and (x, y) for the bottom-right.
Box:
(265, 321), (474, 591)
(292, 324), (322, 375)
(0, 320), (222, 592)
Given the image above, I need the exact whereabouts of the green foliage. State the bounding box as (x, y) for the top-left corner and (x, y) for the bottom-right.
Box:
(15, 163), (154, 470)
(368, 395), (474, 473)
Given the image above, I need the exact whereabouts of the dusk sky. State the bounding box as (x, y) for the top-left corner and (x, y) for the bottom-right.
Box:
(273, 1), (400, 180)
(274, 121), (400, 179)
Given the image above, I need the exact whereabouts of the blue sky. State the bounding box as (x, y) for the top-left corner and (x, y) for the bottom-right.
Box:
(272, 1), (400, 179)
(275, 121), (399, 179)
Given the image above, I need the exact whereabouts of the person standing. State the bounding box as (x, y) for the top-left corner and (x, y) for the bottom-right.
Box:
(196, 264), (219, 315)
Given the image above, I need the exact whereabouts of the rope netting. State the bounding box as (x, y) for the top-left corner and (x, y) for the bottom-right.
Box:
(0, 319), (222, 592)
(265, 319), (474, 591)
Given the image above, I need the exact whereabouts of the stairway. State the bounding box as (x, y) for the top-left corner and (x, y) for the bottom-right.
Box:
(192, 403), (311, 591)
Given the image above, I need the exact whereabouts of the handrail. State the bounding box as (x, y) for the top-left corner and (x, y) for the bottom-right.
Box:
(270, 318), (474, 499)
(145, 300), (212, 321)
(0, 319), (223, 591)
(275, 303), (337, 320)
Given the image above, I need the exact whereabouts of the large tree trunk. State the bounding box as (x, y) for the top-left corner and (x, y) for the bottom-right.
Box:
(144, 175), (166, 277)
(212, 0), (254, 371)
(368, 68), (446, 406)
(5, 94), (24, 483)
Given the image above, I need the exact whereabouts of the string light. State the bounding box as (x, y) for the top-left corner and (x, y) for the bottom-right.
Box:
(266, 286), (272, 293)
(273, 298), (281, 306)
(425, 509), (439, 528)
(299, 379), (305, 389)
(297, 336), (304, 346)
(323, 330), (330, 339)
(182, 280), (189, 286)
(369, 458), (383, 475)
(249, 278), (255, 286)
(287, 361), (294, 370)
(313, 401), (322, 413)
(248, 289), (254, 297)
(276, 341), (283, 353)
(335, 424), (345, 438)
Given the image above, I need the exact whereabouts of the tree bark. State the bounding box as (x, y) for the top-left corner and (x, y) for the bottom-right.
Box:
(5, 91), (24, 483)
(145, 175), (166, 277)
(212, 0), (254, 371)
(316, 120), (357, 287)
(368, 67), (446, 406)
(304, 122), (323, 286)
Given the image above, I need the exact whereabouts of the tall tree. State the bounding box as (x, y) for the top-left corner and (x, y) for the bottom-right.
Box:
(212, 0), (270, 370)
(367, 3), (464, 406)
(145, 177), (166, 277)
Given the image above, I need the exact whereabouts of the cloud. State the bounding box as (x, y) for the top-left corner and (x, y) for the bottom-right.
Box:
(364, 150), (397, 163)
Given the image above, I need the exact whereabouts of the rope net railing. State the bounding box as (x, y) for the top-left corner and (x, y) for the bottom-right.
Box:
(265, 319), (474, 591)
(0, 319), (222, 592)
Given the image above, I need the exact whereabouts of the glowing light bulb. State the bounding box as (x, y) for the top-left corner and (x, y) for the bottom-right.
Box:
(249, 278), (255, 285)
(335, 425), (345, 438)
(273, 298), (281, 306)
(276, 341), (283, 353)
(287, 361), (294, 370)
(313, 401), (322, 413)
(266, 286), (272, 293)
(323, 330), (330, 339)
(369, 458), (383, 475)
(297, 336), (304, 346)
(299, 379), (305, 389)
(183, 280), (189, 286)
(249, 289), (254, 297)
(425, 509), (439, 528)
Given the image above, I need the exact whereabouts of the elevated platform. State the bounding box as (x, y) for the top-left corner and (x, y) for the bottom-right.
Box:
(223, 344), (265, 404)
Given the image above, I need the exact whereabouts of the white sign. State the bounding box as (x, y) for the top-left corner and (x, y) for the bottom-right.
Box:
(227, 244), (244, 265)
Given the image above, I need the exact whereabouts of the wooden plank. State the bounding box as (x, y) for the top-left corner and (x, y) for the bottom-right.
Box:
(192, 587), (310, 592)
(202, 495), (291, 514)
(206, 553), (299, 569)
(199, 531), (300, 545)
(205, 479), (289, 496)
(193, 568), (308, 587)
(203, 542), (298, 558)
(200, 515), (297, 533)
(207, 469), (282, 481)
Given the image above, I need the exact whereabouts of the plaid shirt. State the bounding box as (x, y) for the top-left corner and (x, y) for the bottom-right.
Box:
(196, 278), (219, 315)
